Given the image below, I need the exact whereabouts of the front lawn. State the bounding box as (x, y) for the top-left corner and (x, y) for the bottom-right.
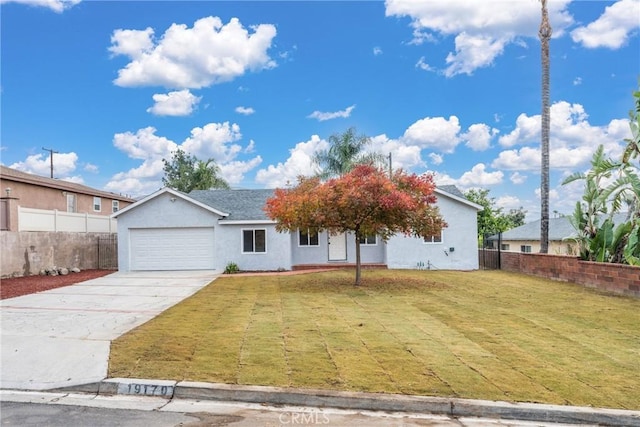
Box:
(109, 270), (640, 409)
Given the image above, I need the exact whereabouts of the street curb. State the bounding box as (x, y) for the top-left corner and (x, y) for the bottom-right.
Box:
(52, 378), (640, 426)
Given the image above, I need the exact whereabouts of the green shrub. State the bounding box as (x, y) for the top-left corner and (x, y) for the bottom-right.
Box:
(223, 262), (240, 274)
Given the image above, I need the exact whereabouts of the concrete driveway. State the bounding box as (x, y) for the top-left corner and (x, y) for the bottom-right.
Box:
(1, 270), (218, 391)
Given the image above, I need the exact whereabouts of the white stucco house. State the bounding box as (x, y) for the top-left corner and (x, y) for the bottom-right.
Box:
(112, 186), (482, 272)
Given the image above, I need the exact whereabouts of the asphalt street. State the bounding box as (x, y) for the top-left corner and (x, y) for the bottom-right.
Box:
(1, 391), (590, 427)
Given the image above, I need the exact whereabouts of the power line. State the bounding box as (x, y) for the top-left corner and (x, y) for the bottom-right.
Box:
(42, 147), (59, 179)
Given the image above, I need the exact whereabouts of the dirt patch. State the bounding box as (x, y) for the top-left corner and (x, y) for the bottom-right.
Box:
(1, 270), (114, 300)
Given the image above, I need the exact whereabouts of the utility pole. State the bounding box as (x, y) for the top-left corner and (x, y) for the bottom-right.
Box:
(388, 152), (392, 178)
(42, 147), (59, 179)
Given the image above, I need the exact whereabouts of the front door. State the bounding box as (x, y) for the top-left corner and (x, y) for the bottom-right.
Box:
(328, 232), (347, 261)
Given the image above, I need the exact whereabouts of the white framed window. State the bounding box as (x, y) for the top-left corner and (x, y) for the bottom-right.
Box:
(93, 197), (102, 212)
(112, 200), (119, 213)
(424, 232), (443, 244)
(243, 229), (266, 253)
(299, 229), (319, 246)
(66, 193), (77, 213)
(521, 245), (532, 253)
(358, 234), (377, 245)
(501, 244), (510, 251)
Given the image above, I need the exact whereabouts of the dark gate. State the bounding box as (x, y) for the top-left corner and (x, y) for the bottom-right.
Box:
(478, 232), (501, 270)
(98, 234), (118, 270)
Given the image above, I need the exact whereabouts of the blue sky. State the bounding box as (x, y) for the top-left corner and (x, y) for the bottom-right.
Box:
(2, 0), (639, 220)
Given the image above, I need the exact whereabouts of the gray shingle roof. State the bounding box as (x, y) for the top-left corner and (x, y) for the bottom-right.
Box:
(189, 189), (275, 221)
(492, 212), (630, 241)
(188, 185), (471, 222)
(437, 185), (465, 199)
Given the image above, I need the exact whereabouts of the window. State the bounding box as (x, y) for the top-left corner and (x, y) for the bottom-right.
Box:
(358, 234), (377, 245)
(424, 232), (443, 244)
(66, 194), (77, 213)
(521, 245), (532, 253)
(112, 200), (119, 213)
(93, 197), (102, 212)
(299, 229), (319, 246)
(243, 229), (266, 253)
(501, 244), (510, 251)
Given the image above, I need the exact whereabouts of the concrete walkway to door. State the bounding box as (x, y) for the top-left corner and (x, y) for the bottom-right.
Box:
(0, 270), (218, 391)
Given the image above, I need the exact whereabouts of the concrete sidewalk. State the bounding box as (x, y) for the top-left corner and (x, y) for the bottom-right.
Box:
(0, 270), (219, 390)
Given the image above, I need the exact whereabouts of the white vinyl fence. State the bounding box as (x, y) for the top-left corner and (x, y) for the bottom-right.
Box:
(18, 207), (117, 233)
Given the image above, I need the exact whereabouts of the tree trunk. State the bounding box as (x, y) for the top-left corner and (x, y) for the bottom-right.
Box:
(354, 235), (362, 286)
(539, 0), (552, 254)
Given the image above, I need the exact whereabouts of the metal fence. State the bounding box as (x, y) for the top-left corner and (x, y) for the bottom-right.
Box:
(478, 232), (501, 270)
(98, 234), (118, 270)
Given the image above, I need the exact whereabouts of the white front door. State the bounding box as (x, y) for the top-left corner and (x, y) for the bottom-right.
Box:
(328, 232), (347, 261)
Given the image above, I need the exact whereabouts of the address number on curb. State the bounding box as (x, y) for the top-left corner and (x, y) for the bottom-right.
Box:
(118, 383), (174, 397)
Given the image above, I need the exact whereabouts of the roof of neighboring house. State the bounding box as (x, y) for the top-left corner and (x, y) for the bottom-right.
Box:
(491, 212), (630, 241)
(437, 185), (465, 199)
(0, 165), (136, 202)
(189, 189), (275, 221)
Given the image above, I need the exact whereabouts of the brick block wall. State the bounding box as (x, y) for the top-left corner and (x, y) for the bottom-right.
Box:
(500, 252), (639, 298)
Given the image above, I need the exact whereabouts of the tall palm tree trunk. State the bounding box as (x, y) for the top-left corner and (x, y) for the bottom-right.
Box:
(539, 0), (552, 253)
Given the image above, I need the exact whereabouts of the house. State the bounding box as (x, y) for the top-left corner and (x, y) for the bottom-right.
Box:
(487, 213), (629, 255)
(0, 165), (136, 231)
(113, 185), (482, 272)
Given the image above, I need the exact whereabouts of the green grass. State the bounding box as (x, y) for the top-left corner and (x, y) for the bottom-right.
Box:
(109, 270), (640, 409)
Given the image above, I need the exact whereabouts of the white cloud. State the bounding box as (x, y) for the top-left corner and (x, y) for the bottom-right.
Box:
(385, 0), (574, 76)
(444, 32), (509, 77)
(457, 163), (503, 187)
(493, 101), (630, 171)
(495, 195), (522, 211)
(573, 77), (583, 86)
(510, 172), (527, 185)
(235, 106), (255, 115)
(219, 157), (263, 186)
(415, 56), (435, 72)
(84, 163), (99, 173)
(369, 134), (424, 171)
(110, 16), (277, 89)
(113, 127), (177, 160)
(1, 0), (81, 13)
(402, 115), (461, 153)
(107, 121), (260, 196)
(9, 152), (78, 178)
(147, 89), (201, 116)
(428, 152), (443, 165)
(571, 0), (640, 49)
(373, 46), (383, 56)
(255, 135), (328, 188)
(463, 123), (498, 151)
(182, 122), (243, 163)
(307, 105), (356, 121)
(108, 28), (154, 59)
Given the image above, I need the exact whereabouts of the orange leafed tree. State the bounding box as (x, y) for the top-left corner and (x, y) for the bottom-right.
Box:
(265, 165), (446, 285)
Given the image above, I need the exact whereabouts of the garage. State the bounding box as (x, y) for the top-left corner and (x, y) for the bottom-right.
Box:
(129, 227), (215, 271)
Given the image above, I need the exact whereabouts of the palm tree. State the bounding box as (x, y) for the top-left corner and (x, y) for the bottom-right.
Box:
(539, 0), (552, 253)
(313, 127), (386, 179)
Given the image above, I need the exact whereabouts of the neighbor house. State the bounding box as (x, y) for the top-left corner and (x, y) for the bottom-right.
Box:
(113, 186), (482, 272)
(487, 213), (629, 255)
(0, 165), (136, 232)
(0, 165), (137, 277)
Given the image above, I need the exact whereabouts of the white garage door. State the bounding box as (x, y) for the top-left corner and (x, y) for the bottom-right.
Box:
(130, 227), (215, 271)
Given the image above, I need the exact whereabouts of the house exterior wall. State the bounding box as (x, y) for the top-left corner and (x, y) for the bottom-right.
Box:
(290, 230), (386, 266)
(500, 240), (577, 255)
(216, 223), (292, 271)
(116, 192), (221, 271)
(386, 194), (479, 270)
